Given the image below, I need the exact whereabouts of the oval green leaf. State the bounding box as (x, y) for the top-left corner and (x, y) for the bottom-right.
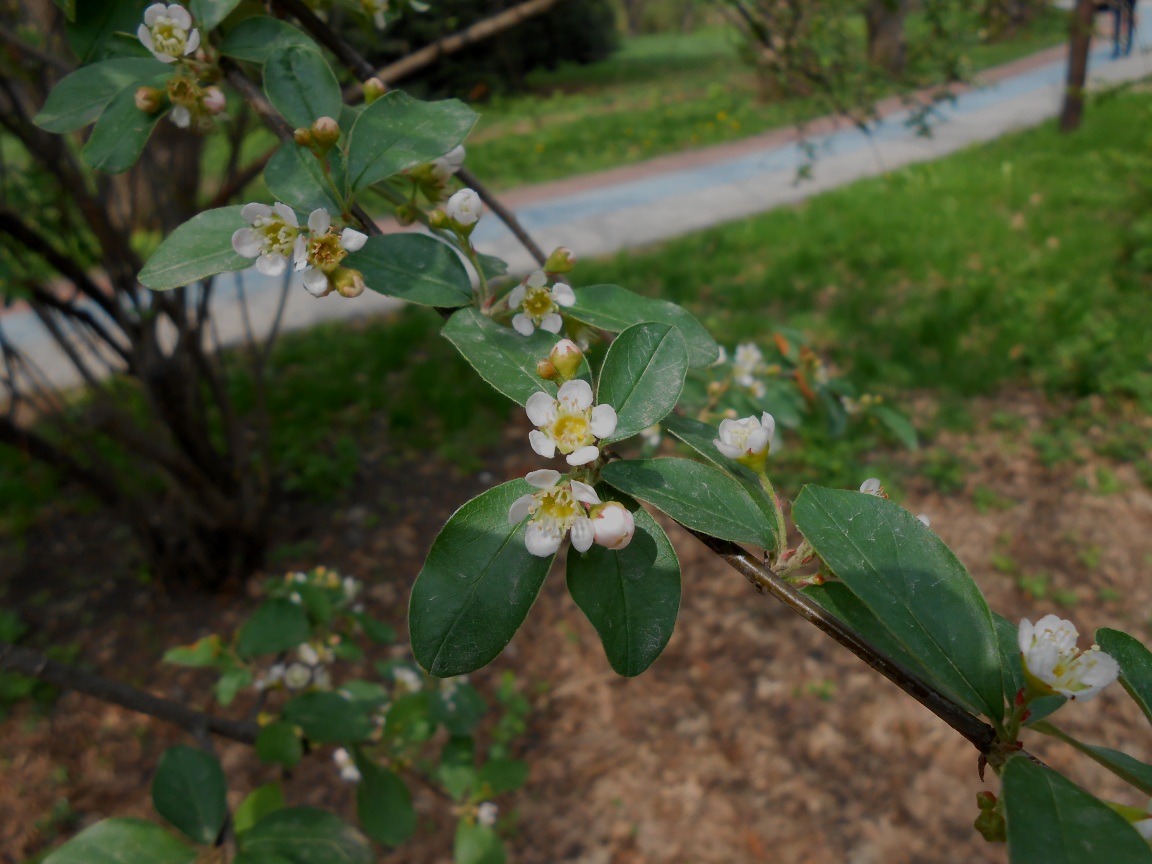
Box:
(791, 485), (1003, 721)
(255, 722), (303, 769)
(236, 598), (311, 659)
(82, 80), (167, 174)
(217, 16), (318, 63)
(282, 692), (374, 744)
(234, 783), (286, 836)
(1097, 628), (1152, 727)
(139, 206), (250, 291)
(263, 45), (341, 131)
(441, 308), (559, 406)
(189, 0), (241, 30)
(66, 1), (150, 64)
(151, 745), (227, 845)
(455, 820), (507, 864)
(568, 284), (719, 368)
(597, 323), (687, 444)
(1002, 755), (1152, 864)
(264, 143), (345, 216)
(239, 808), (372, 864)
(346, 91), (476, 192)
(43, 818), (196, 864)
(566, 504), (680, 677)
(344, 234), (472, 307)
(35, 58), (167, 132)
(355, 760), (416, 847)
(409, 479), (555, 677)
(601, 458), (776, 551)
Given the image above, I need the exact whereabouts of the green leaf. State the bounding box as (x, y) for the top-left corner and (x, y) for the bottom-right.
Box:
(139, 206), (250, 291)
(442, 308), (558, 406)
(477, 758), (529, 796)
(215, 666), (253, 706)
(566, 504), (680, 676)
(1002, 755), (1152, 864)
(1029, 720), (1152, 796)
(338, 680), (390, 709)
(151, 745), (227, 845)
(236, 598), (311, 660)
(345, 234), (473, 307)
(1097, 628), (1152, 727)
(82, 80), (165, 174)
(409, 480), (554, 676)
(355, 761), (416, 846)
(346, 91), (476, 192)
(791, 486), (1003, 721)
(295, 583), (333, 625)
(234, 784), (286, 835)
(255, 722), (303, 769)
(43, 818), (196, 864)
(454, 821), (506, 864)
(872, 405), (919, 450)
(35, 58), (167, 132)
(162, 634), (224, 667)
(264, 144), (344, 216)
(352, 612), (395, 644)
(601, 458), (777, 551)
(189, 0), (241, 30)
(263, 46), (341, 130)
(568, 284), (719, 368)
(233, 854), (294, 864)
(597, 323), (687, 444)
(239, 808), (372, 864)
(383, 692), (436, 744)
(66, 0), (149, 63)
(217, 16), (316, 63)
(438, 735), (477, 800)
(430, 682), (487, 736)
(282, 692), (373, 744)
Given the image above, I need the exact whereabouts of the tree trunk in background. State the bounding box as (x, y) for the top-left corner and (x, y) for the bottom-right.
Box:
(1060, 0), (1096, 131)
(866, 0), (909, 76)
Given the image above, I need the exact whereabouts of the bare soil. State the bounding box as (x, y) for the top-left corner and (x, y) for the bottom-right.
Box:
(3, 391), (1152, 864)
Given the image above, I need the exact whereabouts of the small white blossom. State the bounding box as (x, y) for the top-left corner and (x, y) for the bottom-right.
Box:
(138, 4), (200, 64)
(860, 478), (884, 496)
(732, 342), (764, 386)
(392, 666), (424, 693)
(232, 202), (306, 277)
(1018, 615), (1119, 701)
(202, 86), (226, 115)
(283, 662), (313, 690)
(526, 379), (617, 466)
(446, 188), (482, 226)
(342, 576), (360, 600)
(297, 208), (368, 298)
(477, 802), (498, 828)
(298, 643), (320, 665)
(590, 501), (635, 550)
(169, 105), (191, 128)
(508, 270), (576, 336)
(508, 469), (601, 557)
(714, 412), (775, 461)
(333, 748), (361, 783)
(430, 144), (466, 181)
(641, 424), (662, 448)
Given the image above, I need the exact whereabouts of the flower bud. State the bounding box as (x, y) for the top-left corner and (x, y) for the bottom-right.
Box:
(135, 86), (163, 113)
(311, 116), (341, 151)
(544, 246), (577, 273)
(426, 208), (449, 229)
(202, 86), (226, 115)
(536, 359), (557, 380)
(548, 339), (583, 381)
(332, 267), (366, 298)
(294, 127), (314, 148)
(363, 77), (387, 104)
(446, 188), (482, 231)
(975, 791), (997, 811)
(591, 502), (635, 550)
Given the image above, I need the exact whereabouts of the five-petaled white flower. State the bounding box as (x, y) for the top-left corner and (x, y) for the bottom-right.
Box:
(296, 208), (368, 297)
(714, 412), (775, 461)
(526, 379), (617, 466)
(138, 4), (200, 63)
(508, 469), (601, 557)
(509, 270), (576, 336)
(1018, 615), (1119, 701)
(446, 188), (482, 227)
(232, 202), (306, 277)
(590, 501), (635, 550)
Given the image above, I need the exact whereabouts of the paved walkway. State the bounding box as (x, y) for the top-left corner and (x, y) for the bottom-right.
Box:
(6, 16), (1152, 390)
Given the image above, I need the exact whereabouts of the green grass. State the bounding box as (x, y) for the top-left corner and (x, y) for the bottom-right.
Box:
(465, 10), (1069, 189)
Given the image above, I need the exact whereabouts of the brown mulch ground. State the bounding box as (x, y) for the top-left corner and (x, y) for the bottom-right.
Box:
(3, 391), (1152, 864)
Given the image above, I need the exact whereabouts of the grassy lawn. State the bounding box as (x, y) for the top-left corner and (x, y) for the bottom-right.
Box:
(465, 9), (1070, 189)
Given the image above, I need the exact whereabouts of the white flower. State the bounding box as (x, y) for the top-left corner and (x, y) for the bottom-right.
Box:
(342, 576), (360, 600)
(733, 342), (764, 386)
(392, 666), (423, 693)
(508, 469), (601, 557)
(860, 478), (884, 496)
(232, 202), (306, 277)
(590, 502), (635, 550)
(169, 105), (191, 128)
(202, 86), (226, 115)
(446, 188), (482, 226)
(333, 748), (361, 783)
(526, 379), (617, 466)
(431, 144), (466, 180)
(138, 4), (199, 64)
(283, 662), (313, 690)
(296, 208), (368, 297)
(1018, 615), (1119, 701)
(508, 270), (576, 336)
(714, 412), (775, 461)
(477, 802), (498, 828)
(641, 424), (661, 448)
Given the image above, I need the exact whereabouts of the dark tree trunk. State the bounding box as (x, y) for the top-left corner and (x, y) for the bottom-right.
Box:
(866, 0), (910, 76)
(1060, 0), (1096, 132)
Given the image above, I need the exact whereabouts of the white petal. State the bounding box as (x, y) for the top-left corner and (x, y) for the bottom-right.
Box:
(302, 267), (330, 296)
(240, 202), (271, 223)
(525, 391), (557, 427)
(508, 284), (526, 308)
(529, 430), (556, 459)
(340, 228), (367, 252)
(508, 495), (535, 524)
(524, 523), (562, 557)
(184, 28), (200, 54)
(137, 24), (154, 50)
(169, 105), (191, 127)
(570, 480), (601, 506)
(525, 468), (561, 489)
(566, 445), (600, 466)
(273, 202), (298, 227)
(308, 208), (330, 234)
(714, 438), (742, 459)
(716, 417), (740, 444)
(156, 51), (178, 63)
(144, 4), (166, 25)
(540, 313), (563, 334)
(557, 378), (592, 410)
(232, 228), (262, 257)
(256, 253), (287, 276)
(1017, 618), (1035, 655)
(551, 283), (575, 306)
(760, 412), (776, 442)
(916, 514), (931, 527)
(860, 478), (882, 495)
(570, 517), (594, 552)
(744, 427), (770, 455)
(168, 5), (192, 28)
(526, 270), (547, 288)
(293, 235), (309, 267)
(512, 314), (535, 336)
(590, 404), (617, 439)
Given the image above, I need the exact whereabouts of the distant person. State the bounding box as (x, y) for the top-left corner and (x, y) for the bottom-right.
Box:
(1113, 0), (1138, 58)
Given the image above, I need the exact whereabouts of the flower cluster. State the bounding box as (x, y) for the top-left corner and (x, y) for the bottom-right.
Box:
(1018, 615), (1119, 701)
(138, 4), (200, 63)
(730, 342), (771, 399)
(257, 641), (334, 692)
(509, 270), (576, 336)
(508, 469), (634, 557)
(232, 204), (367, 297)
(527, 380), (616, 466)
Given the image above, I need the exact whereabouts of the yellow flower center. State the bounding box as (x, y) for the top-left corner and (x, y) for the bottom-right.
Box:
(308, 233), (347, 272)
(549, 412), (592, 454)
(255, 217), (299, 257)
(152, 21), (188, 56)
(521, 285), (556, 322)
(533, 484), (583, 532)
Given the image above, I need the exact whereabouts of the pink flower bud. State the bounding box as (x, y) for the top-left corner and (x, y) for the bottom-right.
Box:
(202, 86), (226, 115)
(363, 77), (387, 104)
(135, 86), (163, 113)
(311, 116), (341, 150)
(591, 502), (635, 550)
